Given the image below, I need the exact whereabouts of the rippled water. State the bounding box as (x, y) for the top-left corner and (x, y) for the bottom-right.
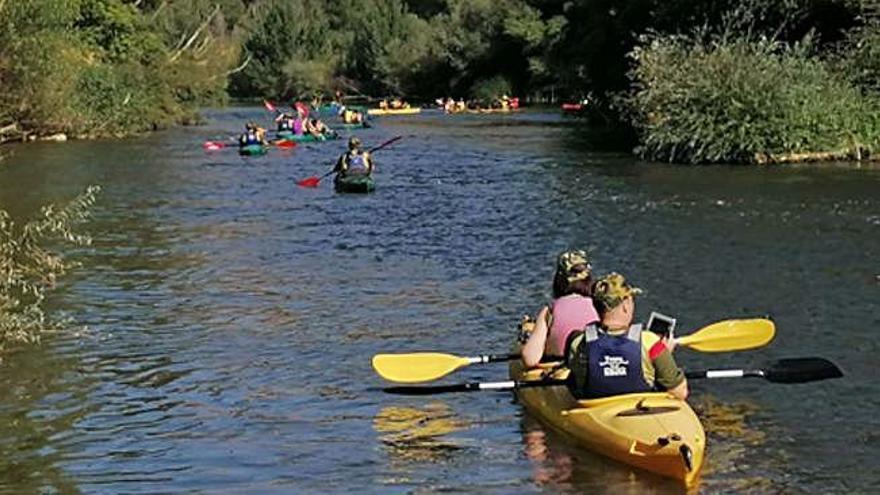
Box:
(1, 108), (879, 493)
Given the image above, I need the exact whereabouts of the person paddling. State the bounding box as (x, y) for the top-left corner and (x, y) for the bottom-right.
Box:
(334, 137), (374, 178)
(521, 249), (598, 368)
(306, 118), (333, 139)
(275, 112), (295, 133)
(239, 121), (267, 147)
(566, 272), (689, 401)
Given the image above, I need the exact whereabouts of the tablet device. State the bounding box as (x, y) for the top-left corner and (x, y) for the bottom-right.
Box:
(646, 311), (676, 339)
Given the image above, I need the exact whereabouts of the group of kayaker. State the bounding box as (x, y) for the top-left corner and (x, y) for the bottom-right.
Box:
(378, 98), (409, 110)
(520, 249), (688, 400)
(437, 95), (520, 113)
(274, 103), (335, 139)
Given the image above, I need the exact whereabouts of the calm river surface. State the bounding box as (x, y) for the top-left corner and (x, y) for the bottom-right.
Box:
(1, 108), (878, 493)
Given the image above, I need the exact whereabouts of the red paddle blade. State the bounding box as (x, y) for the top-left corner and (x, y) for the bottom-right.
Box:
(297, 176), (321, 188)
(203, 141), (226, 150)
(264, 100), (277, 112)
(275, 140), (297, 148)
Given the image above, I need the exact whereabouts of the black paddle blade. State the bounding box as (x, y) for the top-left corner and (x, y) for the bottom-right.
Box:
(383, 383), (474, 395)
(765, 358), (843, 383)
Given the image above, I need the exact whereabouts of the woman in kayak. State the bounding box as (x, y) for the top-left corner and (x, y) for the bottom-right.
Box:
(566, 273), (689, 400)
(334, 137), (373, 177)
(275, 112), (295, 133)
(305, 118), (331, 138)
(521, 249), (598, 368)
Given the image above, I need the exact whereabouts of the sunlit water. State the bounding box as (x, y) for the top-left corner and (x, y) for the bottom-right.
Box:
(1, 108), (878, 493)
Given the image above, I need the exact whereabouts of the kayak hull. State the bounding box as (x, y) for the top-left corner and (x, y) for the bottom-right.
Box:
(367, 107), (421, 116)
(238, 144), (267, 156)
(275, 131), (337, 143)
(510, 330), (705, 486)
(334, 174), (375, 193)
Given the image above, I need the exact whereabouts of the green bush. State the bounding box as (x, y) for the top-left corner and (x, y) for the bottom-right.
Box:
(470, 75), (513, 105)
(624, 32), (880, 163)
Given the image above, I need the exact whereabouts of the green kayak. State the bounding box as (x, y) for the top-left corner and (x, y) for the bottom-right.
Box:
(239, 144), (268, 156)
(334, 174), (375, 193)
(336, 121), (372, 130)
(275, 131), (338, 143)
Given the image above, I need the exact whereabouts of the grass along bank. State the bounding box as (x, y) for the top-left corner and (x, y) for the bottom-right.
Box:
(623, 30), (880, 165)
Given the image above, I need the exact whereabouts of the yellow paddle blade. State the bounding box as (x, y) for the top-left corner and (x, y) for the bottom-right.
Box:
(677, 318), (775, 352)
(372, 353), (472, 383)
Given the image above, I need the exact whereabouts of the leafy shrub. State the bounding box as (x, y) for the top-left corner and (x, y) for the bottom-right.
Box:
(624, 32), (880, 163)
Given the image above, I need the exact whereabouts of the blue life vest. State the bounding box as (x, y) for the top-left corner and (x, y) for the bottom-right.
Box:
(346, 152), (368, 173)
(278, 118), (293, 131)
(578, 323), (651, 399)
(240, 131), (260, 146)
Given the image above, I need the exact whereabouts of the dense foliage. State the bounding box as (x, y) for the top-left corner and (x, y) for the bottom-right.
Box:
(625, 32), (880, 163)
(2, 0), (880, 162)
(0, 0), (240, 140)
(0, 187), (100, 351)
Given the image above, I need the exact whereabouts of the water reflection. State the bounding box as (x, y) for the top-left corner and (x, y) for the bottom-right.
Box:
(373, 402), (467, 464)
(0, 345), (88, 493)
(519, 415), (686, 494)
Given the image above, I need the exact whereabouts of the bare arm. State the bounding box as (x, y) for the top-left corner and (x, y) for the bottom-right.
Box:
(667, 378), (689, 401)
(521, 306), (550, 368)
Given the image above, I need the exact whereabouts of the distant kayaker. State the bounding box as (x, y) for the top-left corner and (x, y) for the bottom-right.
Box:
(275, 112), (295, 133)
(340, 106), (365, 125)
(239, 121), (267, 147)
(521, 249), (598, 368)
(305, 118), (331, 138)
(334, 137), (373, 177)
(567, 273), (689, 401)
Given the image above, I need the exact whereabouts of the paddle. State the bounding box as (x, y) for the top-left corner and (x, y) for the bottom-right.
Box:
(373, 318), (775, 383)
(204, 138), (294, 150)
(685, 357), (843, 383)
(382, 357), (843, 395)
(296, 135), (402, 188)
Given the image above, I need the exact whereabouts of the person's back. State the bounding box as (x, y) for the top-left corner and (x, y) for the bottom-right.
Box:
(521, 249), (598, 368)
(547, 293), (598, 357)
(335, 137), (373, 177)
(567, 272), (688, 400)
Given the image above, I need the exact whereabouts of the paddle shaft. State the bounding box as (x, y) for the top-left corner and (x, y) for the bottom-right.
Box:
(385, 379), (567, 395)
(382, 358), (842, 395)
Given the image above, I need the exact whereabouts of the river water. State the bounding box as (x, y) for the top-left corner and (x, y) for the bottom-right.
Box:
(0, 108), (878, 494)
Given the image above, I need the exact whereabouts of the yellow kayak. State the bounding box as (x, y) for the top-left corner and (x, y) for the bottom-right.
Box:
(510, 336), (705, 486)
(367, 107), (421, 116)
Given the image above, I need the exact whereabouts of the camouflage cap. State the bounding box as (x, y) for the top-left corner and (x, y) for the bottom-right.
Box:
(556, 249), (592, 282)
(592, 272), (642, 310)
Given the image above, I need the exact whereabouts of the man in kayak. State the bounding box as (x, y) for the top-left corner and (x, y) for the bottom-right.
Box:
(566, 273), (689, 401)
(520, 249), (598, 367)
(334, 137), (373, 178)
(239, 121), (267, 147)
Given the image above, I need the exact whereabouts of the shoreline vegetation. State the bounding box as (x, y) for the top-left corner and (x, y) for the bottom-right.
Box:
(1, 0), (880, 165)
(0, 186), (100, 354)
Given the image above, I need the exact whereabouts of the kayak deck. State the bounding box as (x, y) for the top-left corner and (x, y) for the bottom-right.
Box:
(334, 174), (375, 193)
(367, 107), (421, 116)
(510, 355), (705, 486)
(238, 144), (267, 156)
(275, 131), (337, 143)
